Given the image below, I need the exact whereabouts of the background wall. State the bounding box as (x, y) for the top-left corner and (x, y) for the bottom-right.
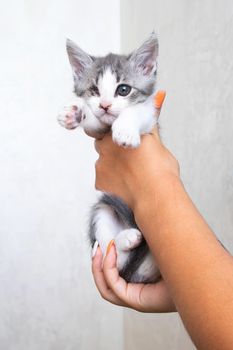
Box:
(1, 0), (233, 349)
(0, 1), (123, 350)
(121, 0), (233, 349)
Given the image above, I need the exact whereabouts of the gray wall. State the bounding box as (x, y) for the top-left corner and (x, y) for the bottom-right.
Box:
(1, 1), (233, 349)
(121, 0), (233, 349)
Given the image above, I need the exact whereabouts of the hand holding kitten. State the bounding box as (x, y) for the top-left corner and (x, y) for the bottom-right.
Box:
(59, 35), (170, 285)
(94, 91), (179, 210)
(92, 240), (176, 312)
(92, 91), (177, 312)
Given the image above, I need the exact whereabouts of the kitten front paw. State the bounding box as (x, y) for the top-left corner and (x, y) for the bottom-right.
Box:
(57, 105), (84, 130)
(112, 124), (141, 148)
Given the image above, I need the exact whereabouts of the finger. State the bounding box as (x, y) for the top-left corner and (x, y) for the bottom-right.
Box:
(154, 90), (166, 110)
(94, 133), (114, 155)
(94, 139), (104, 155)
(103, 242), (152, 311)
(92, 246), (126, 307)
(103, 243), (176, 313)
(102, 242), (130, 303)
(154, 90), (166, 121)
(136, 280), (176, 313)
(148, 126), (163, 146)
(149, 90), (166, 141)
(94, 140), (100, 154)
(149, 125), (160, 139)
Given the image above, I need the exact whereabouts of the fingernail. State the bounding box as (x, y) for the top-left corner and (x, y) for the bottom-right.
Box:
(106, 239), (115, 255)
(154, 90), (166, 108)
(92, 240), (99, 258)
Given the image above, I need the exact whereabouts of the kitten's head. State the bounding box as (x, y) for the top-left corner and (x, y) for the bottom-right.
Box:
(66, 33), (158, 125)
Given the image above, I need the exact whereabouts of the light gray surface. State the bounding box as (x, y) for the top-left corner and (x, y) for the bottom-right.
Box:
(1, 1), (233, 349)
(0, 1), (123, 350)
(121, 0), (233, 349)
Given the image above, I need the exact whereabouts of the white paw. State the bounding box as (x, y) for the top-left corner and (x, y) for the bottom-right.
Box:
(112, 124), (141, 148)
(115, 229), (143, 252)
(57, 105), (84, 130)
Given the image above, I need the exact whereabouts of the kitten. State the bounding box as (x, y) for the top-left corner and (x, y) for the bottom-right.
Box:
(58, 33), (161, 283)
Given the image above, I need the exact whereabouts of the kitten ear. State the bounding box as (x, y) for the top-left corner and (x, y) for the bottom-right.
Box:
(129, 32), (158, 75)
(66, 39), (93, 81)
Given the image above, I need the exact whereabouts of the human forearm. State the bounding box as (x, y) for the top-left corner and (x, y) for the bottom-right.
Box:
(94, 124), (233, 348)
(135, 174), (233, 349)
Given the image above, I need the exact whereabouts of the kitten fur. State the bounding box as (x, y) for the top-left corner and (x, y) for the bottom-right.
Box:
(58, 33), (161, 282)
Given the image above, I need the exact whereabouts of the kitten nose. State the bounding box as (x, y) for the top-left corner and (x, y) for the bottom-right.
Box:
(99, 102), (112, 111)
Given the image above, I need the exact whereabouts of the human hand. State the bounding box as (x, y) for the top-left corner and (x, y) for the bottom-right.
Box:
(94, 91), (179, 210)
(92, 240), (176, 312)
(92, 91), (178, 312)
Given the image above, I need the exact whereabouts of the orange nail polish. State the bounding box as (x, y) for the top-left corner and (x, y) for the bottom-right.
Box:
(154, 90), (166, 108)
(106, 239), (115, 255)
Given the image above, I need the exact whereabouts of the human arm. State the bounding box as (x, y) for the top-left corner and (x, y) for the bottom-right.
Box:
(92, 244), (176, 312)
(93, 123), (233, 349)
(92, 91), (176, 313)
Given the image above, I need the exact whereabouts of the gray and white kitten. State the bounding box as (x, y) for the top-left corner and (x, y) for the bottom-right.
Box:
(58, 33), (160, 283)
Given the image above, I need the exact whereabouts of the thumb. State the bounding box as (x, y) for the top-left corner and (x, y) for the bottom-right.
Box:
(154, 90), (166, 118)
(149, 90), (166, 140)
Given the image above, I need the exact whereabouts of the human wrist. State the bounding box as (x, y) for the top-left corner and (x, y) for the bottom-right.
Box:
(128, 143), (180, 211)
(132, 173), (183, 224)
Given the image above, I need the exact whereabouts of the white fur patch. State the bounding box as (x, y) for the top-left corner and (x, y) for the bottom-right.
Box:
(93, 205), (125, 254)
(98, 68), (116, 106)
(137, 252), (160, 281)
(112, 95), (156, 147)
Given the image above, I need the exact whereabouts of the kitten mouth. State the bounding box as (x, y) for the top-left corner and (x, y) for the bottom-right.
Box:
(104, 111), (116, 117)
(99, 112), (117, 125)
(100, 110), (117, 118)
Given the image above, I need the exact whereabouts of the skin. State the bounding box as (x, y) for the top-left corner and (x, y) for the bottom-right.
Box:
(91, 93), (233, 349)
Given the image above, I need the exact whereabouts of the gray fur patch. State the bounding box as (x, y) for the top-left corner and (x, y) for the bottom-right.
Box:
(71, 57), (157, 106)
(73, 53), (157, 104)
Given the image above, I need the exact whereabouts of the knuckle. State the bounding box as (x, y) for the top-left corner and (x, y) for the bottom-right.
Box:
(95, 159), (100, 170)
(94, 140), (99, 153)
(95, 159), (103, 175)
(100, 291), (108, 301)
(95, 179), (100, 190)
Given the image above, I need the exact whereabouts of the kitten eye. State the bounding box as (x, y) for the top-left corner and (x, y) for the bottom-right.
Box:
(89, 85), (100, 96)
(116, 84), (131, 97)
